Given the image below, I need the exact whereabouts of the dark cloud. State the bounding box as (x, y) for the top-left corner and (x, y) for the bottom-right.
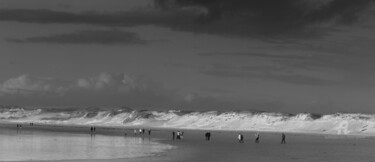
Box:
(8, 30), (147, 45)
(57, 4), (71, 9)
(198, 51), (336, 73)
(201, 62), (338, 86)
(0, 8), (196, 26)
(198, 87), (233, 94)
(199, 52), (318, 61)
(0, 0), (373, 38)
(155, 0), (375, 37)
(203, 69), (337, 86)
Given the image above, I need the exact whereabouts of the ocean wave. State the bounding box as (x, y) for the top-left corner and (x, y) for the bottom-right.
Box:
(1, 107), (375, 135)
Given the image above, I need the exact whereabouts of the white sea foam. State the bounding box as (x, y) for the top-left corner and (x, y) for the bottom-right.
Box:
(1, 107), (375, 135)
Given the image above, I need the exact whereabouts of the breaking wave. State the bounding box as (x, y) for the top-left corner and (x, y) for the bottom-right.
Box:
(1, 107), (375, 135)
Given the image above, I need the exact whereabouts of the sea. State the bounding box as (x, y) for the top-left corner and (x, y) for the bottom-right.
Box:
(1, 106), (375, 136)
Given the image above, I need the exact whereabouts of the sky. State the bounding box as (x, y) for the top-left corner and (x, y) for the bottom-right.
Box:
(1, 0), (375, 114)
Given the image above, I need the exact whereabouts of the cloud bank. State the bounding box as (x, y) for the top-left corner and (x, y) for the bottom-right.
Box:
(0, 74), (68, 96)
(0, 73), (233, 110)
(0, 73), (160, 95)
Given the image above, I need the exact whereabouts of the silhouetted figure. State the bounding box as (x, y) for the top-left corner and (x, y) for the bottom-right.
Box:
(238, 133), (244, 143)
(205, 132), (211, 141)
(255, 133), (259, 143)
(172, 131), (176, 140)
(142, 129), (145, 135)
(281, 133), (286, 144)
(90, 127), (95, 136)
(139, 129), (142, 135)
(16, 124), (22, 134)
(134, 129), (137, 136)
(93, 127), (96, 132)
(16, 124), (20, 133)
(148, 129), (151, 135)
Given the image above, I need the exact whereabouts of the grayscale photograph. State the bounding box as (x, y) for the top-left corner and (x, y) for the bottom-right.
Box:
(0, 0), (375, 161)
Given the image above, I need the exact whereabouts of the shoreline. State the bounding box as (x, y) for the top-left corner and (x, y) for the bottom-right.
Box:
(2, 122), (375, 161)
(1, 121), (373, 139)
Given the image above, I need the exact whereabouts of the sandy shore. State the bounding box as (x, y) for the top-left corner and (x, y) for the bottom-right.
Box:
(2, 123), (375, 162)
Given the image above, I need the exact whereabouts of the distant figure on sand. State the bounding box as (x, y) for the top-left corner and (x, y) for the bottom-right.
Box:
(281, 133), (286, 144)
(205, 132), (211, 141)
(134, 129), (137, 136)
(238, 133), (244, 143)
(139, 129), (142, 135)
(172, 131), (176, 140)
(176, 131), (180, 140)
(17, 124), (22, 133)
(255, 133), (259, 143)
(148, 129), (151, 135)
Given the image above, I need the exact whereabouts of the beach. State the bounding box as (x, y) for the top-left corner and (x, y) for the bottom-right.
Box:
(1, 123), (375, 162)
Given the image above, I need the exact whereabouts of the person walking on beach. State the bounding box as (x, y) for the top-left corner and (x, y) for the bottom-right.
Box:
(205, 132), (211, 141)
(255, 133), (259, 143)
(172, 131), (176, 140)
(148, 129), (151, 135)
(238, 133), (244, 143)
(18, 124), (22, 133)
(281, 133), (286, 144)
(176, 131), (180, 140)
(134, 129), (137, 136)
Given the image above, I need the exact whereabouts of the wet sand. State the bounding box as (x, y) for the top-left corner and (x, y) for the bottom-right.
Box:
(2, 123), (375, 162)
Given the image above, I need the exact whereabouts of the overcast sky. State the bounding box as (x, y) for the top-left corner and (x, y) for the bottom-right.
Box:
(1, 0), (375, 114)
